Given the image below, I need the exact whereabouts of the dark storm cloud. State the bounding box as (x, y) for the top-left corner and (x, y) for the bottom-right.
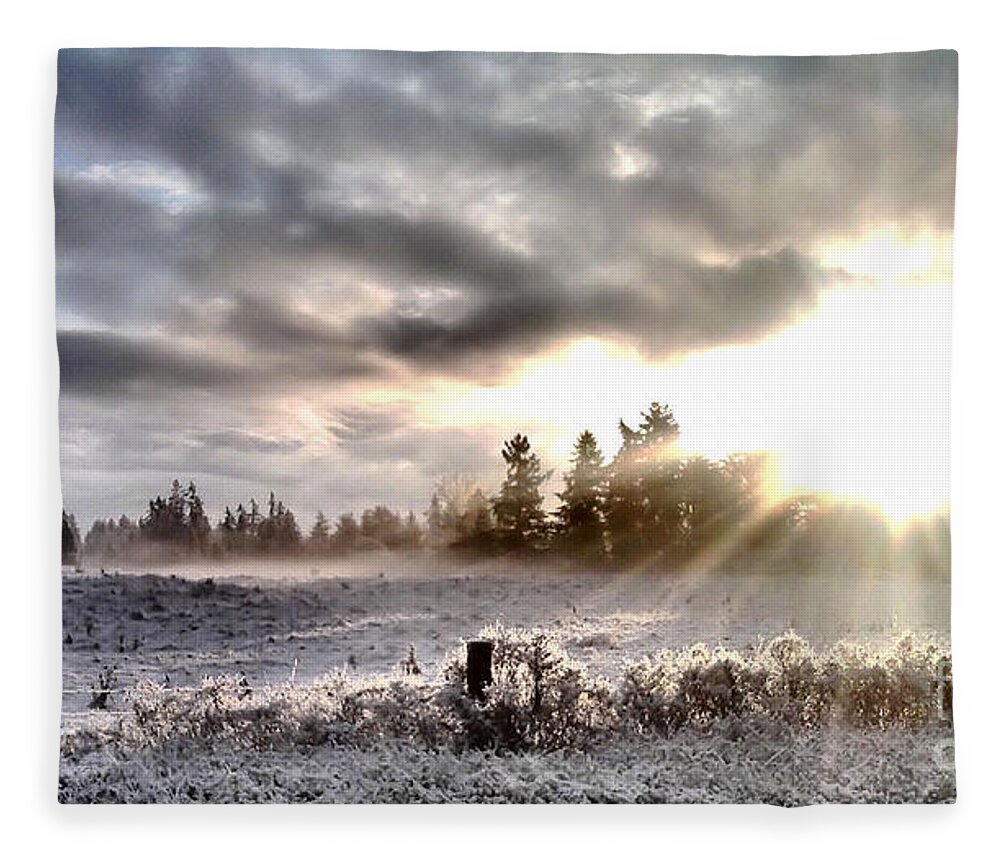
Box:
(55, 49), (957, 518)
(188, 205), (553, 297)
(56, 324), (379, 397)
(57, 329), (242, 395)
(57, 49), (957, 369)
(192, 430), (304, 456)
(353, 246), (829, 368)
(328, 404), (496, 478)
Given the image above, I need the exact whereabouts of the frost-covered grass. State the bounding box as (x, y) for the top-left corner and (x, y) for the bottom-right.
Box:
(58, 727), (955, 805)
(59, 628), (955, 804)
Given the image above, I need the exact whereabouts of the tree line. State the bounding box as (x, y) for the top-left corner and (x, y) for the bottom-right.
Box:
(62, 402), (949, 575)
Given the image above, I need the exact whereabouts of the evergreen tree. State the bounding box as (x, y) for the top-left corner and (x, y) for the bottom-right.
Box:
(401, 510), (423, 548)
(425, 492), (446, 545)
(257, 493), (301, 554)
(492, 433), (551, 551)
(62, 510), (80, 566)
(454, 488), (495, 553)
(309, 511), (331, 553)
(676, 455), (731, 554)
(605, 403), (683, 565)
(555, 430), (607, 562)
(186, 482), (211, 549)
(248, 498), (261, 536)
(360, 506), (404, 548)
(166, 479), (187, 541)
(332, 512), (360, 552)
(218, 506), (238, 553)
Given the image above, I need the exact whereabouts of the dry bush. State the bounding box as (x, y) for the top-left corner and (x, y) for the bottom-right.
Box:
(617, 631), (950, 735)
(442, 625), (616, 752)
(61, 630), (952, 764)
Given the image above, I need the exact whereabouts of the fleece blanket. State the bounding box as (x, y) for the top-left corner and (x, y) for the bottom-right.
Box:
(56, 49), (955, 804)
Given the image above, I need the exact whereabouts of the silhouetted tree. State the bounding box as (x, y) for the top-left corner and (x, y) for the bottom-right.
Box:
(62, 510), (80, 566)
(218, 506), (239, 553)
(310, 511), (331, 553)
(676, 455), (732, 555)
(247, 498), (262, 539)
(425, 492), (447, 545)
(186, 482), (211, 550)
(166, 479), (187, 539)
(492, 433), (551, 551)
(426, 476), (490, 547)
(256, 492), (301, 554)
(605, 403), (683, 564)
(332, 512), (360, 553)
(555, 430), (607, 563)
(360, 506), (407, 548)
(401, 510), (423, 548)
(452, 488), (496, 553)
(140, 479), (198, 549)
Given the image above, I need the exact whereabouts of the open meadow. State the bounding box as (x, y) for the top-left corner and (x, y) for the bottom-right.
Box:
(59, 556), (955, 804)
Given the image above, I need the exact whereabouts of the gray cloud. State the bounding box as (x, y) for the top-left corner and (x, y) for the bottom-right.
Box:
(329, 403), (496, 478)
(57, 329), (244, 395)
(192, 429), (305, 456)
(55, 49), (957, 521)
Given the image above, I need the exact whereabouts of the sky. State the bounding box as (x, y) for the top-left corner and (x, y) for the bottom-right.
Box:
(55, 49), (956, 528)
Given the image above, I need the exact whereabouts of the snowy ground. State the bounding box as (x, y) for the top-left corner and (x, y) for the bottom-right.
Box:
(59, 728), (955, 805)
(59, 554), (954, 804)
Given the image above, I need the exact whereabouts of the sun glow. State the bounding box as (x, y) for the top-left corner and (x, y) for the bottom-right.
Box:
(415, 227), (950, 526)
(820, 225), (951, 287)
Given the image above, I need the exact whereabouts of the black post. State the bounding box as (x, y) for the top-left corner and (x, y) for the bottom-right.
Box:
(466, 639), (493, 701)
(941, 659), (953, 723)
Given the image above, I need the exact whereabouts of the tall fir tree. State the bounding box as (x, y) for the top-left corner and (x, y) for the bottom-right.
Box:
(332, 512), (360, 552)
(309, 511), (331, 553)
(555, 430), (607, 562)
(605, 402), (683, 564)
(492, 433), (551, 551)
(62, 510), (81, 566)
(426, 492), (446, 545)
(186, 482), (211, 549)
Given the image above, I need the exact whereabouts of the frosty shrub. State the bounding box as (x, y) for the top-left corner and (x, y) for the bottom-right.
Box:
(617, 631), (950, 735)
(60, 630), (952, 764)
(339, 678), (458, 748)
(826, 633), (947, 728)
(129, 675), (330, 750)
(757, 632), (839, 728)
(618, 644), (759, 734)
(440, 625), (616, 752)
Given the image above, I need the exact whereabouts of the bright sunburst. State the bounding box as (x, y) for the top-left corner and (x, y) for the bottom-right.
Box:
(415, 226), (950, 525)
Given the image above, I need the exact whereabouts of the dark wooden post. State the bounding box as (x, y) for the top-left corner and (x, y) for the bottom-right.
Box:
(940, 657), (953, 723)
(466, 639), (494, 701)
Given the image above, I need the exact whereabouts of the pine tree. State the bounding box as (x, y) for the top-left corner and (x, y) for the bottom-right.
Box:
(676, 455), (729, 553)
(360, 506), (404, 548)
(167, 479), (187, 541)
(186, 482), (211, 549)
(257, 493), (301, 554)
(457, 488), (495, 553)
(332, 513), (360, 552)
(492, 433), (551, 551)
(398, 511), (422, 548)
(605, 403), (683, 564)
(62, 510), (80, 566)
(248, 498), (261, 535)
(637, 403), (685, 561)
(426, 493), (446, 545)
(555, 430), (607, 562)
(218, 506), (238, 554)
(310, 511), (331, 553)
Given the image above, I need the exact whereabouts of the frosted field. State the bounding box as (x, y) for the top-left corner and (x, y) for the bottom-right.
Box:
(59, 555), (955, 804)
